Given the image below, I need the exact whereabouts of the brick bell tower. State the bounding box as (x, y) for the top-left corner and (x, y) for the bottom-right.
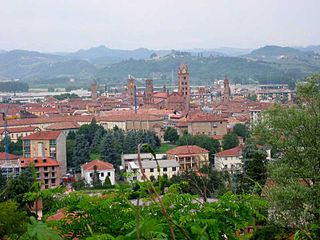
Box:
(178, 63), (190, 110)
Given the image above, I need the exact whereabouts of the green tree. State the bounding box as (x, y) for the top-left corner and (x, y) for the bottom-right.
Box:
(72, 134), (90, 169)
(91, 165), (102, 188)
(164, 127), (179, 143)
(100, 133), (118, 166)
(233, 123), (249, 139)
(222, 132), (239, 150)
(234, 143), (267, 194)
(255, 73), (320, 238)
(0, 200), (28, 239)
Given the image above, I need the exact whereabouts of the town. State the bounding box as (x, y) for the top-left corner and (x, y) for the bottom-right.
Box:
(1, 1), (320, 239)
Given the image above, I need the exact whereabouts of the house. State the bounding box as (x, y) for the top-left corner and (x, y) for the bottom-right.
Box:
(45, 122), (80, 134)
(0, 152), (20, 178)
(22, 131), (67, 174)
(214, 145), (243, 172)
(126, 159), (180, 182)
(20, 157), (61, 189)
(81, 160), (115, 186)
(166, 145), (209, 172)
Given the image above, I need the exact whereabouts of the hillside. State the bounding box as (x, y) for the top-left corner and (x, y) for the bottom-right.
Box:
(0, 45), (319, 88)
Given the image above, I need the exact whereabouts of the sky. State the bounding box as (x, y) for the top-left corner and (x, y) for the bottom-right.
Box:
(0, 0), (319, 52)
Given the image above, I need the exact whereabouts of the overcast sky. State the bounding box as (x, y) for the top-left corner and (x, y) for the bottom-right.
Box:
(0, 0), (319, 52)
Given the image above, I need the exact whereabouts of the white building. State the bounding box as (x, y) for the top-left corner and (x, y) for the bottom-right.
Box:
(81, 160), (115, 186)
(126, 159), (180, 182)
(121, 153), (167, 170)
(214, 146), (243, 172)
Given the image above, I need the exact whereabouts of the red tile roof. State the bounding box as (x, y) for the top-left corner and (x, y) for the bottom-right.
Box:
(166, 145), (209, 155)
(46, 122), (80, 130)
(81, 160), (114, 171)
(0, 152), (19, 160)
(20, 157), (60, 168)
(153, 92), (168, 99)
(0, 126), (37, 134)
(188, 113), (225, 122)
(216, 145), (242, 157)
(23, 131), (62, 140)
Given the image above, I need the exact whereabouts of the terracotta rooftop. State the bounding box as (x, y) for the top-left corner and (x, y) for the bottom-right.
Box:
(81, 160), (114, 171)
(216, 145), (242, 157)
(20, 157), (60, 168)
(0, 152), (19, 160)
(23, 131), (62, 140)
(0, 126), (37, 134)
(166, 145), (209, 155)
(46, 122), (80, 130)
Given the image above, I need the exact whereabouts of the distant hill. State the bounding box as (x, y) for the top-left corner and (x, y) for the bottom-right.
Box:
(66, 45), (171, 66)
(0, 45), (319, 88)
(0, 50), (96, 81)
(247, 46), (305, 58)
(295, 45), (320, 54)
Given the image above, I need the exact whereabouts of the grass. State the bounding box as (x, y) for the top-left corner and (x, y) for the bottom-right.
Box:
(156, 143), (177, 153)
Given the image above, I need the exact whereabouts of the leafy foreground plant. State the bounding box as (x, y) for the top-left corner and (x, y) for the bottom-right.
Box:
(49, 186), (267, 240)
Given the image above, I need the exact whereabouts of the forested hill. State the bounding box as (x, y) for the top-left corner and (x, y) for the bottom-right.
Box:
(0, 45), (319, 87)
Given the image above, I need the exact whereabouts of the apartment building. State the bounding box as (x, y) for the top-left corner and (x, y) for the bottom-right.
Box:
(22, 131), (67, 174)
(20, 157), (61, 189)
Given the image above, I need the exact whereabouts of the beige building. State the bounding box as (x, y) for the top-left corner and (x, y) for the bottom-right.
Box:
(187, 114), (228, 136)
(166, 145), (209, 172)
(22, 131), (67, 174)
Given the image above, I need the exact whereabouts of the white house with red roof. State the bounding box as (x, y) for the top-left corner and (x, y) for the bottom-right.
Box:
(214, 145), (243, 172)
(81, 160), (115, 186)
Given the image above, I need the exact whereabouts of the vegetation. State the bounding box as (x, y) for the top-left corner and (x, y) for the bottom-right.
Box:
(54, 93), (80, 100)
(164, 127), (179, 143)
(0, 81), (29, 92)
(156, 143), (177, 153)
(253, 73), (320, 239)
(222, 132), (240, 150)
(233, 123), (249, 139)
(0, 137), (23, 155)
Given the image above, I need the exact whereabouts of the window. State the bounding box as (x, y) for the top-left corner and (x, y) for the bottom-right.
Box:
(150, 168), (154, 172)
(44, 179), (48, 184)
(163, 168), (167, 172)
(51, 166), (55, 171)
(90, 173), (93, 177)
(44, 166), (48, 171)
(101, 172), (104, 177)
(44, 173), (49, 177)
(172, 167), (176, 171)
(51, 179), (56, 184)
(107, 172), (111, 177)
(52, 172), (55, 178)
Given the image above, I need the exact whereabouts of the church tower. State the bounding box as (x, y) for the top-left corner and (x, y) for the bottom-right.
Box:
(223, 77), (231, 103)
(127, 75), (136, 105)
(91, 81), (97, 102)
(178, 64), (190, 110)
(144, 79), (154, 104)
